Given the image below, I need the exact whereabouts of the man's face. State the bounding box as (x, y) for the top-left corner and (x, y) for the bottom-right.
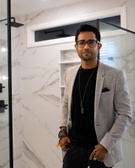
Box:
(75, 32), (102, 62)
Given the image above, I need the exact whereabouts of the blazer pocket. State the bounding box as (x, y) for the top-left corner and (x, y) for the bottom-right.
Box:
(102, 87), (110, 92)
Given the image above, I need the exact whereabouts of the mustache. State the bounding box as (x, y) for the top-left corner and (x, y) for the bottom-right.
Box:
(83, 51), (91, 54)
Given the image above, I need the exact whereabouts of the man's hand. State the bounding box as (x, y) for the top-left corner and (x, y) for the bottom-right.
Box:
(89, 144), (108, 162)
(59, 136), (71, 151)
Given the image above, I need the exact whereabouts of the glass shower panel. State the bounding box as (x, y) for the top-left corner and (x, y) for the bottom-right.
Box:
(99, 20), (135, 168)
(0, 0), (10, 167)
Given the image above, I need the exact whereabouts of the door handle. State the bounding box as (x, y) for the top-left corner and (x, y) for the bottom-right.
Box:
(0, 83), (5, 93)
(0, 100), (8, 113)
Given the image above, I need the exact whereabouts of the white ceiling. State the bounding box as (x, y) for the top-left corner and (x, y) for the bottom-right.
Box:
(11, 0), (83, 16)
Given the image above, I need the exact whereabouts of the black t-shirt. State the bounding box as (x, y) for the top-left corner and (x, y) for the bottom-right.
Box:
(69, 66), (98, 148)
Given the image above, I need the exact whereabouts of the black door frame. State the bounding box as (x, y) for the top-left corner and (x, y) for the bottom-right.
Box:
(7, 0), (14, 167)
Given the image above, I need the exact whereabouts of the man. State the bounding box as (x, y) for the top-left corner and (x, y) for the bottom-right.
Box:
(58, 24), (132, 168)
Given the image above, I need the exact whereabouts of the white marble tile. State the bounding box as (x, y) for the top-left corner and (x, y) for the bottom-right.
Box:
(22, 94), (61, 168)
(0, 41), (9, 168)
(11, 28), (23, 168)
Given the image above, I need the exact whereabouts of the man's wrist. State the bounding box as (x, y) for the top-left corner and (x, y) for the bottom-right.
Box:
(58, 130), (68, 139)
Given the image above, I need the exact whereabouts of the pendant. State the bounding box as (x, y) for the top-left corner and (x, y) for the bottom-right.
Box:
(80, 101), (84, 114)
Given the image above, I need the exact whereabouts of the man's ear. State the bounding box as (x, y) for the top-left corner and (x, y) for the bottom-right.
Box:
(98, 43), (102, 50)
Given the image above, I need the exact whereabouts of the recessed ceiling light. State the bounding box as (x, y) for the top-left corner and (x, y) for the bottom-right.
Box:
(1, 47), (6, 52)
(2, 75), (8, 80)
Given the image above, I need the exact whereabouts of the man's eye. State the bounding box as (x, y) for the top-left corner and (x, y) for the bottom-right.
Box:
(79, 41), (85, 44)
(88, 41), (94, 44)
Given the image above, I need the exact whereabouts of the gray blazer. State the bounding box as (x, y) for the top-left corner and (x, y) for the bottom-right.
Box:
(60, 61), (132, 167)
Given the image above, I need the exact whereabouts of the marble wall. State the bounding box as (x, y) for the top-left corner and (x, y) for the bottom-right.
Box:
(11, 0), (135, 168)
(0, 13), (11, 168)
(0, 41), (9, 168)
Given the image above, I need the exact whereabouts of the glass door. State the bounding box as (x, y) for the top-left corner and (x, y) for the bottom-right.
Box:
(0, 0), (13, 168)
(99, 20), (135, 168)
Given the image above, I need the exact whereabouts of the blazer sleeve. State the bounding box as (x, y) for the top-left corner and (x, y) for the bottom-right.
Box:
(60, 69), (69, 127)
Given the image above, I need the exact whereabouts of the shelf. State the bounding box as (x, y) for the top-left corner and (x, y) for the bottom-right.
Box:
(59, 48), (80, 99)
(60, 49), (78, 62)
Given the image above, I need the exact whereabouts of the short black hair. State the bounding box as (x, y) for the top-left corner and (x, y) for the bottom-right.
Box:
(75, 24), (101, 42)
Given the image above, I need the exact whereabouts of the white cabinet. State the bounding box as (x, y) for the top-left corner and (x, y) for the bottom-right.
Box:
(59, 49), (80, 99)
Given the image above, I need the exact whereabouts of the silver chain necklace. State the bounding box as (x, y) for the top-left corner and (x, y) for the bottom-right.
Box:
(79, 67), (96, 114)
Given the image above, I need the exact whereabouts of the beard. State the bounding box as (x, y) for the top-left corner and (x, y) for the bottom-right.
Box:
(79, 51), (98, 61)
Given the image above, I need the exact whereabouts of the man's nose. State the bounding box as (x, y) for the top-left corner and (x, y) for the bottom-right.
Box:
(84, 42), (90, 49)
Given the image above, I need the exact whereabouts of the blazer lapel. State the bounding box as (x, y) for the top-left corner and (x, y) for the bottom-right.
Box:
(94, 62), (105, 120)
